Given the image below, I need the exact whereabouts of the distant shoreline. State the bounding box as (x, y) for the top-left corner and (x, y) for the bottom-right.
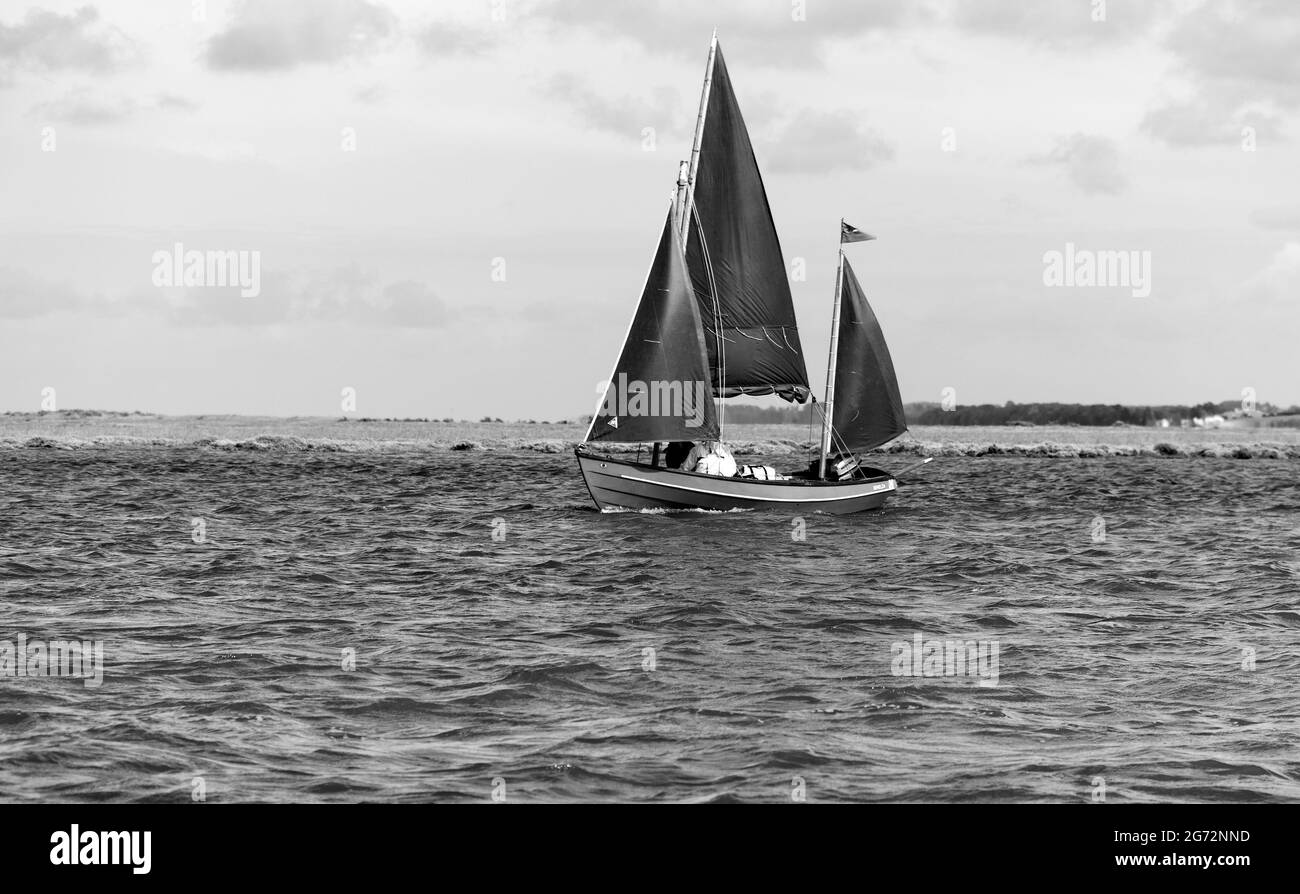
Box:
(3, 413), (1298, 459)
(8, 407), (1299, 429)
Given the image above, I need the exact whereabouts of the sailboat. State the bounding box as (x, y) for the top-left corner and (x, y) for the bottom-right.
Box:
(575, 33), (909, 514)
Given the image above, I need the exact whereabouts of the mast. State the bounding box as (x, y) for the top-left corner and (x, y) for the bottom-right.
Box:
(817, 220), (846, 479)
(679, 28), (718, 244)
(660, 159), (689, 461)
(673, 160), (690, 231)
(680, 29), (722, 440)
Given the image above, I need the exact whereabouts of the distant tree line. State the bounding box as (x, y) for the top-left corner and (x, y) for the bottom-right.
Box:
(909, 400), (1298, 426)
(702, 399), (1300, 427)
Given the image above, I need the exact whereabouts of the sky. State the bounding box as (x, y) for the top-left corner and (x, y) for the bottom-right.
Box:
(0, 0), (1296, 419)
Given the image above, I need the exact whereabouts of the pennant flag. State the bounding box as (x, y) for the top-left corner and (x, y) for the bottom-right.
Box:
(841, 221), (876, 244)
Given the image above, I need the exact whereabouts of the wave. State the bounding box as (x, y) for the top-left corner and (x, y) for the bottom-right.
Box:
(879, 440), (1299, 459)
(1, 433), (1297, 459)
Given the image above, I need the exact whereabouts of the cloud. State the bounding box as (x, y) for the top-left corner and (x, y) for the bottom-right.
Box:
(1027, 133), (1126, 196)
(0, 262), (450, 329)
(763, 108), (893, 174)
(533, 0), (1167, 65)
(1144, 0), (1300, 147)
(949, 0), (1165, 47)
(166, 264), (451, 328)
(416, 22), (494, 57)
(0, 266), (87, 318)
(1250, 206), (1300, 231)
(29, 90), (136, 125)
(377, 280), (450, 328)
(545, 72), (686, 140)
(1240, 242), (1300, 305)
(534, 0), (913, 67)
(28, 90), (199, 125)
(1164, 0), (1300, 91)
(156, 93), (199, 112)
(204, 0), (398, 71)
(0, 5), (136, 82)
(1141, 92), (1282, 147)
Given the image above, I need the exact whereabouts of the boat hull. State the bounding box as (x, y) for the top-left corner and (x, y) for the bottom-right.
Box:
(575, 449), (896, 514)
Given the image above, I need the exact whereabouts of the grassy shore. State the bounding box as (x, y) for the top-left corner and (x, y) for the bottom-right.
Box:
(2, 412), (1298, 458)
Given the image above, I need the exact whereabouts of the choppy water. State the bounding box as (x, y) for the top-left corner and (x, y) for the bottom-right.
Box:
(1, 447), (1298, 803)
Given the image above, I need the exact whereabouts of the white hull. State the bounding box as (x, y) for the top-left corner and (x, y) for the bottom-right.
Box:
(576, 448), (896, 514)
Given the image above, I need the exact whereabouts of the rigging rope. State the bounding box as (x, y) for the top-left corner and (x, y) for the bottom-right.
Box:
(811, 398), (865, 477)
(690, 202), (725, 439)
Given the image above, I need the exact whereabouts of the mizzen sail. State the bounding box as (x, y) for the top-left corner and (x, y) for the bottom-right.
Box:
(587, 214), (720, 444)
(685, 43), (810, 402)
(831, 258), (907, 451)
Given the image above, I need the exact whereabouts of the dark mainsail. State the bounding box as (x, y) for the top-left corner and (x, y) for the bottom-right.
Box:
(685, 43), (810, 402)
(588, 214), (720, 444)
(831, 258), (907, 451)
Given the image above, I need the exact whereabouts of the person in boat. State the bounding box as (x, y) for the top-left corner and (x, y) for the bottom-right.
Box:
(681, 440), (737, 477)
(664, 441), (694, 469)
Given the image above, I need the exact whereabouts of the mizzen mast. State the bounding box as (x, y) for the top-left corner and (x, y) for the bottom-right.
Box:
(818, 220), (847, 479)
